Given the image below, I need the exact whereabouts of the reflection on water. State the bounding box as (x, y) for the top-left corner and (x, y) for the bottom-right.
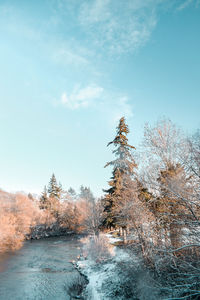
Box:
(0, 236), (82, 300)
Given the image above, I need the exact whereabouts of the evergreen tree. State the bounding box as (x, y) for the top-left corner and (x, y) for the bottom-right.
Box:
(68, 187), (76, 198)
(156, 163), (189, 248)
(79, 185), (95, 203)
(39, 185), (49, 210)
(103, 117), (137, 229)
(137, 180), (154, 210)
(58, 182), (63, 200)
(48, 173), (62, 200)
(28, 193), (34, 200)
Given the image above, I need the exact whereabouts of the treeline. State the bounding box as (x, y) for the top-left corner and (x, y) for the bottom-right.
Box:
(0, 177), (102, 253)
(37, 175), (103, 236)
(101, 117), (200, 299)
(0, 190), (43, 252)
(1, 116), (200, 297)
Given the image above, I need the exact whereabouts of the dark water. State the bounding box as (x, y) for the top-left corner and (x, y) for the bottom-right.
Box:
(0, 236), (82, 300)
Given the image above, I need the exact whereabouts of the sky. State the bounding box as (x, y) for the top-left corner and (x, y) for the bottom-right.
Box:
(0, 0), (200, 197)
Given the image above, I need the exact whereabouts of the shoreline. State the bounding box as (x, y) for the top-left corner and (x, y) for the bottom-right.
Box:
(76, 232), (135, 300)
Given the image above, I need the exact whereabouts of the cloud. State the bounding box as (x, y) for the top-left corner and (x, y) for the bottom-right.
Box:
(100, 94), (134, 124)
(177, 0), (194, 10)
(0, 4), (41, 41)
(50, 0), (163, 56)
(60, 84), (104, 109)
(79, 0), (160, 55)
(1, 0), (199, 63)
(0, 2), (91, 70)
(53, 47), (89, 67)
(114, 96), (133, 120)
(59, 83), (133, 122)
(56, 0), (199, 56)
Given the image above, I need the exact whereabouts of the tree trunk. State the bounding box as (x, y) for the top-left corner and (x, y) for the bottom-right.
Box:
(123, 228), (127, 244)
(126, 225), (130, 235)
(119, 227), (123, 236)
(170, 222), (182, 249)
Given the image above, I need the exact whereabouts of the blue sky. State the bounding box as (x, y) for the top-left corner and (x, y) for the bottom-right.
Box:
(0, 0), (199, 196)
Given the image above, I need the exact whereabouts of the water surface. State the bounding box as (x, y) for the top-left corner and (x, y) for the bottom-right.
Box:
(0, 236), (82, 300)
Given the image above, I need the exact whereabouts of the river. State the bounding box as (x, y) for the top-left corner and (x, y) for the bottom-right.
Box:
(0, 236), (83, 300)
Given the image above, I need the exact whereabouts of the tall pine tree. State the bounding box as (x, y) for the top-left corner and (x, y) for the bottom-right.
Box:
(48, 173), (62, 200)
(103, 117), (137, 229)
(68, 187), (76, 198)
(39, 185), (49, 210)
(79, 185), (95, 203)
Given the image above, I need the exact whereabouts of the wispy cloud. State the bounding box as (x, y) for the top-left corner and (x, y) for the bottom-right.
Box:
(0, 2), (91, 69)
(0, 4), (41, 41)
(177, 0), (194, 10)
(1, 0), (199, 62)
(112, 96), (133, 122)
(60, 84), (103, 109)
(53, 0), (199, 56)
(53, 47), (89, 67)
(59, 83), (133, 122)
(79, 0), (160, 55)
(98, 93), (134, 124)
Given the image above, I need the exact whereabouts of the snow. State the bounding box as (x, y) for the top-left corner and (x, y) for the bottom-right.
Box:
(104, 233), (121, 244)
(77, 232), (139, 300)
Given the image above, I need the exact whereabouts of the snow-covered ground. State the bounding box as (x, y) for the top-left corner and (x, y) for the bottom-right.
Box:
(76, 230), (199, 300)
(77, 232), (139, 300)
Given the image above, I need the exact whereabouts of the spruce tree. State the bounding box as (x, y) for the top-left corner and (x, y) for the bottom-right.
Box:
(40, 185), (49, 209)
(48, 173), (62, 200)
(79, 185), (95, 203)
(103, 117), (137, 229)
(68, 187), (76, 198)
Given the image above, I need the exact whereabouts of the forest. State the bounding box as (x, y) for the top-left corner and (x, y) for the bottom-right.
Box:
(0, 117), (200, 299)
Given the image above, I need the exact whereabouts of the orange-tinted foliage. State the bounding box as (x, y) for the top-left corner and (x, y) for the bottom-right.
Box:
(0, 190), (43, 253)
(0, 189), (99, 253)
(58, 199), (89, 233)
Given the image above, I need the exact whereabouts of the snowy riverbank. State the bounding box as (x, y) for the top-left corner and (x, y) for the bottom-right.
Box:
(77, 232), (140, 300)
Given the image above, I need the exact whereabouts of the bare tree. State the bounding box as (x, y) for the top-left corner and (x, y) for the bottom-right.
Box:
(186, 130), (200, 180)
(140, 120), (200, 298)
(143, 118), (186, 168)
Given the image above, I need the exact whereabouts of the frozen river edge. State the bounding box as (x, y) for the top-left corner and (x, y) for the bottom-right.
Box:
(76, 233), (139, 300)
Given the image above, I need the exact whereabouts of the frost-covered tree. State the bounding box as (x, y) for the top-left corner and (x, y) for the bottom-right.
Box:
(48, 173), (62, 200)
(142, 119), (200, 249)
(68, 187), (76, 199)
(79, 185), (95, 203)
(156, 163), (190, 248)
(39, 185), (49, 210)
(103, 117), (137, 229)
(45, 174), (62, 219)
